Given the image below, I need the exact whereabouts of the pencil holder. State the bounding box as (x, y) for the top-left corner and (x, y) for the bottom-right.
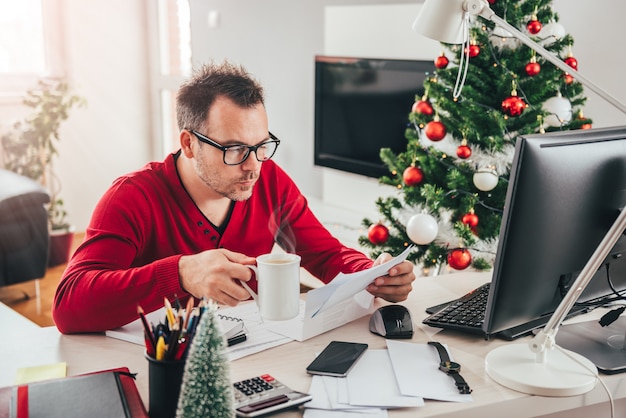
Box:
(145, 352), (185, 418)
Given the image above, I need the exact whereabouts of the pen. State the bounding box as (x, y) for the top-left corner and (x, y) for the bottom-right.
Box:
(227, 333), (247, 347)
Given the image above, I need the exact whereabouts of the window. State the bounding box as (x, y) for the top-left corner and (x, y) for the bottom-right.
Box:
(147, 0), (192, 158)
(0, 0), (64, 95)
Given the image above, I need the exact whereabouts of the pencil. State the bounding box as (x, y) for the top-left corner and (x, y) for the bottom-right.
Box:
(182, 297), (194, 332)
(137, 305), (156, 354)
(155, 335), (166, 361)
(164, 297), (176, 329)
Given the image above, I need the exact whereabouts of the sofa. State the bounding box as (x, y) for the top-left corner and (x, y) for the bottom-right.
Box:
(0, 169), (50, 287)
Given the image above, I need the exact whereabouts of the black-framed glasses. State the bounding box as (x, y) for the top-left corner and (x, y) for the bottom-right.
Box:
(190, 130), (280, 165)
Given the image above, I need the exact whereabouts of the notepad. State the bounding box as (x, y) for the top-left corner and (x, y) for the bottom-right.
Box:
(105, 307), (245, 346)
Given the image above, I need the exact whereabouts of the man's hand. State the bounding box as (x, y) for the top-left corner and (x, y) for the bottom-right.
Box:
(366, 253), (415, 302)
(178, 248), (256, 305)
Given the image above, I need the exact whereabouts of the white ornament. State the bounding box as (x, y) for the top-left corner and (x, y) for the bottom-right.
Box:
(473, 167), (499, 192)
(406, 213), (439, 245)
(489, 26), (521, 50)
(542, 93), (572, 127)
(538, 21), (566, 46)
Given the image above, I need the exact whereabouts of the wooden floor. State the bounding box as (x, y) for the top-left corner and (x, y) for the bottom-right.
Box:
(1, 232), (85, 327)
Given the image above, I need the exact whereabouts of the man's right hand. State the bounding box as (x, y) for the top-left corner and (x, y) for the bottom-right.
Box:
(178, 248), (256, 305)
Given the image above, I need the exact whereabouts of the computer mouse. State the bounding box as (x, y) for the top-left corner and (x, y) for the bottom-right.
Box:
(369, 305), (414, 339)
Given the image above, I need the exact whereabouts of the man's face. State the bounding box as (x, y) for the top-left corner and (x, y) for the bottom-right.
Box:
(192, 97), (270, 201)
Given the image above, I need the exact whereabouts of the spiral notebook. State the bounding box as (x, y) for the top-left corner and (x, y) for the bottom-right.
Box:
(105, 307), (245, 346)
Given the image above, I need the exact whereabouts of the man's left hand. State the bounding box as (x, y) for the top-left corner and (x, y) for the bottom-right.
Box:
(366, 253), (416, 302)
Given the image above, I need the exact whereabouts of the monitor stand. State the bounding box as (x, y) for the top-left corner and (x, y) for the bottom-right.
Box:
(555, 315), (626, 374)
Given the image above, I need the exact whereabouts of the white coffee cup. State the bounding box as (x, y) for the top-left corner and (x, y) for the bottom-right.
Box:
(245, 253), (301, 321)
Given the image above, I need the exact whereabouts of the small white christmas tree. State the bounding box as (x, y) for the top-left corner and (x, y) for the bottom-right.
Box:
(176, 301), (234, 418)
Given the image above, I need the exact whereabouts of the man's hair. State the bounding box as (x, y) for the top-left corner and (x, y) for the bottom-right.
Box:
(176, 61), (265, 132)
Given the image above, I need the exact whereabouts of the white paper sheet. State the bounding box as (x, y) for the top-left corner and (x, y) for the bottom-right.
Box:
(386, 340), (473, 402)
(263, 290), (375, 341)
(305, 375), (388, 417)
(344, 349), (424, 408)
(105, 303), (293, 361)
(311, 246), (413, 317)
(263, 246), (413, 341)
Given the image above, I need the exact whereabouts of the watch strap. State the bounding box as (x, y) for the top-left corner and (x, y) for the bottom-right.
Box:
(428, 341), (472, 394)
(450, 371), (472, 394)
(427, 341), (451, 362)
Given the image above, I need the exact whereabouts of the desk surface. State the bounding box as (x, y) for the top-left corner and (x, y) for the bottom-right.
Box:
(1, 271), (625, 418)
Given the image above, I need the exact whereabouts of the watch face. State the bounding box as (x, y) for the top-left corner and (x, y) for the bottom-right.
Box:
(439, 361), (461, 373)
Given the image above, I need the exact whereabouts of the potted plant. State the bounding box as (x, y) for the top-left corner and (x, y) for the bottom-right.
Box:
(1, 79), (86, 266)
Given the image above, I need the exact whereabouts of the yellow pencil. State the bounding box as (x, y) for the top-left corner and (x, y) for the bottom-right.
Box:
(155, 335), (166, 361)
(164, 297), (176, 329)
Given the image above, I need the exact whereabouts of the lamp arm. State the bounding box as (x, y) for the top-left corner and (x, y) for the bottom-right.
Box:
(471, 3), (626, 115)
(530, 207), (626, 359)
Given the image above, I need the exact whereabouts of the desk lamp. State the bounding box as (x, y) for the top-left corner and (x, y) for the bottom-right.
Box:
(413, 0), (626, 396)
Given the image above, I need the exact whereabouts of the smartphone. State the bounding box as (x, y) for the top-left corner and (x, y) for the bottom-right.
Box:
(305, 341), (368, 377)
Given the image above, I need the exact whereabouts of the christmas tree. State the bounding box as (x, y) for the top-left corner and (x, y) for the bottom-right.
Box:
(359, 0), (592, 272)
(176, 301), (234, 418)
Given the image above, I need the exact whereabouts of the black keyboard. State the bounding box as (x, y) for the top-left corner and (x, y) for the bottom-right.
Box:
(423, 283), (490, 335)
(423, 282), (592, 340)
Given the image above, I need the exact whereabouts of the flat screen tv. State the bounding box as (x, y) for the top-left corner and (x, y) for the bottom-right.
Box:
(314, 55), (435, 178)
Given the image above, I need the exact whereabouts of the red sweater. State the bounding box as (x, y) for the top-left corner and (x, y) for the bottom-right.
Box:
(52, 153), (373, 333)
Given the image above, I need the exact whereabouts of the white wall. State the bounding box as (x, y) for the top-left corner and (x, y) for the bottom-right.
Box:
(58, 0), (152, 230)
(3, 1), (624, 231)
(0, 0), (152, 231)
(190, 0), (626, 221)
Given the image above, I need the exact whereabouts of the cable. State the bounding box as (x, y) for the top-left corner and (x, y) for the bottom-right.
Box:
(554, 344), (614, 418)
(452, 13), (471, 99)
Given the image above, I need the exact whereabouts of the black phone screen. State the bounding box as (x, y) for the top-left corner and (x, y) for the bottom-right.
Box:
(305, 341), (368, 377)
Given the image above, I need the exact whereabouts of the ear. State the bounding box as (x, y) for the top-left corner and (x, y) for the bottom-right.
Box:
(180, 130), (195, 158)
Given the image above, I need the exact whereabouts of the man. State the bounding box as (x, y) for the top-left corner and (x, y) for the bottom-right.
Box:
(52, 62), (415, 334)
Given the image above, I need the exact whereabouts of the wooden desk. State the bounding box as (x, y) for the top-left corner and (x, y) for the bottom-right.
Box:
(1, 272), (625, 417)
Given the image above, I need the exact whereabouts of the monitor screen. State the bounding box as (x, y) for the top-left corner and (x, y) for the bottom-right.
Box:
(314, 56), (435, 178)
(484, 126), (626, 338)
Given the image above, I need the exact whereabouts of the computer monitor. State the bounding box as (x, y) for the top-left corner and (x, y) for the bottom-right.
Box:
(484, 126), (626, 369)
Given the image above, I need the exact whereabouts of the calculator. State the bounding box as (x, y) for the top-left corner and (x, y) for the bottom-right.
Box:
(233, 374), (312, 417)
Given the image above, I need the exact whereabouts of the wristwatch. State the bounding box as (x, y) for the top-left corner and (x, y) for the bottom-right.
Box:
(428, 341), (472, 394)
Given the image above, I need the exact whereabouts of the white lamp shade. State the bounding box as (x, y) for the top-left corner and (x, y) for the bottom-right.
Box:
(412, 0), (468, 44)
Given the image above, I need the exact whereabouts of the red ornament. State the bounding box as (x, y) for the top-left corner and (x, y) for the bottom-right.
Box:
(456, 140), (472, 159)
(487, 0), (496, 3)
(411, 98), (434, 116)
(402, 166), (424, 186)
(368, 223), (389, 245)
(447, 248), (472, 270)
(425, 120), (447, 141)
(565, 55), (578, 70)
(525, 61), (541, 77)
(577, 111), (592, 130)
(465, 43), (480, 58)
(435, 53), (449, 69)
(501, 94), (526, 117)
(526, 18), (542, 35)
(461, 211), (479, 228)
(563, 73), (574, 84)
